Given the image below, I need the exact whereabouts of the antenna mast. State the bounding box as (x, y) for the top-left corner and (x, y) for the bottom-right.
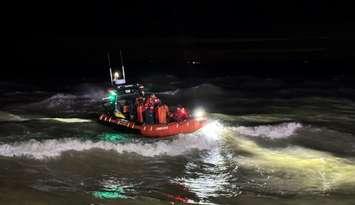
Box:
(107, 52), (113, 85)
(120, 50), (126, 79)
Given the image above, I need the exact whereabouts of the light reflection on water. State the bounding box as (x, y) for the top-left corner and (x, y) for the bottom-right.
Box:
(1, 117), (355, 204)
(92, 177), (130, 200)
(98, 132), (129, 143)
(172, 122), (242, 203)
(92, 120), (355, 203)
(175, 148), (240, 203)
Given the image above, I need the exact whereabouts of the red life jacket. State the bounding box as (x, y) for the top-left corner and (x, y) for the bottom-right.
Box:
(175, 107), (189, 121)
(144, 97), (154, 110)
(152, 97), (160, 107)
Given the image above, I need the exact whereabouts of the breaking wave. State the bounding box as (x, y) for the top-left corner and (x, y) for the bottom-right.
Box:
(38, 117), (92, 123)
(158, 89), (180, 96)
(158, 83), (227, 97)
(26, 94), (80, 109)
(0, 121), (302, 159)
(0, 111), (27, 122)
(0, 131), (219, 160)
(13, 83), (227, 114)
(182, 83), (226, 97)
(233, 122), (302, 139)
(21, 93), (104, 114)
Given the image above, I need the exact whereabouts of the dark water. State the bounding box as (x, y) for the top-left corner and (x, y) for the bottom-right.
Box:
(1, 76), (355, 204)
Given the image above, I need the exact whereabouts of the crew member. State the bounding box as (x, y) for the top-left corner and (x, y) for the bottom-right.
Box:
(144, 95), (151, 107)
(143, 94), (158, 124)
(138, 85), (145, 97)
(173, 105), (189, 122)
(128, 100), (135, 120)
(144, 106), (155, 124)
(150, 94), (160, 107)
(122, 102), (130, 119)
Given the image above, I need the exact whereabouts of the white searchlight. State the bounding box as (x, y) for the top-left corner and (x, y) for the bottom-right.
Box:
(113, 71), (120, 79)
(193, 108), (206, 120)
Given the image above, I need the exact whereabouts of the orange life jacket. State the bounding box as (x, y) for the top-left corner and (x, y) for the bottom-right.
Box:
(136, 104), (144, 123)
(156, 105), (169, 124)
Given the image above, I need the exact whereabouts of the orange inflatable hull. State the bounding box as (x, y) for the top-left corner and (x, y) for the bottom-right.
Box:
(99, 114), (207, 138)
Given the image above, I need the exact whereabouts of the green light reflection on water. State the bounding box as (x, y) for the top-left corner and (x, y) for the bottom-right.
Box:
(93, 185), (127, 200)
(99, 132), (128, 143)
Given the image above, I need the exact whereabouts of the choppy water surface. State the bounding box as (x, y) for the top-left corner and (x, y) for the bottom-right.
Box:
(1, 77), (355, 204)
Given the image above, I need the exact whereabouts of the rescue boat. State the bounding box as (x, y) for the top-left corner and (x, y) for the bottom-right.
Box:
(99, 113), (207, 138)
(99, 51), (208, 138)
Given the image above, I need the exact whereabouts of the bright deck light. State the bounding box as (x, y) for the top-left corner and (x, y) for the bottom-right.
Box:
(114, 72), (120, 79)
(193, 108), (206, 119)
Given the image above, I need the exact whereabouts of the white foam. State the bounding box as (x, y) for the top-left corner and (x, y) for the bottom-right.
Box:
(187, 83), (225, 96)
(0, 131), (219, 160)
(38, 118), (92, 123)
(46, 93), (78, 100)
(158, 89), (180, 95)
(29, 93), (77, 109)
(233, 122), (302, 139)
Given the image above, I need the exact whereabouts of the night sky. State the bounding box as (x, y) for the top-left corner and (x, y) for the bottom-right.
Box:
(4, 1), (355, 83)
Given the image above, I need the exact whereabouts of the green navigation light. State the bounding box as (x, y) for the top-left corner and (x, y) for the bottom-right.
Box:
(106, 90), (118, 104)
(109, 90), (118, 96)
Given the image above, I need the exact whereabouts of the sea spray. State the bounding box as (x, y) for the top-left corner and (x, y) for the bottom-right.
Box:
(233, 122), (302, 139)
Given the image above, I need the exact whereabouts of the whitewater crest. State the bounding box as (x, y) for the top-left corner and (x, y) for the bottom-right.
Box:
(38, 118), (92, 123)
(0, 131), (218, 160)
(158, 83), (227, 98)
(20, 92), (104, 114)
(233, 122), (302, 139)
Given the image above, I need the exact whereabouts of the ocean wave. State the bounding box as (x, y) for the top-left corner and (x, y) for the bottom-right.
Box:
(38, 118), (92, 123)
(20, 93), (103, 114)
(185, 83), (225, 96)
(224, 131), (355, 194)
(233, 122), (302, 139)
(158, 83), (226, 98)
(0, 111), (28, 122)
(158, 89), (180, 95)
(0, 130), (219, 160)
